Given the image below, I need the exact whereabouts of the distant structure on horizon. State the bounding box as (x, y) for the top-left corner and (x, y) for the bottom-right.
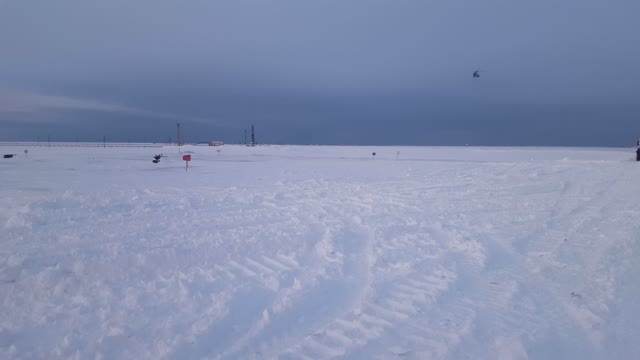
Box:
(209, 141), (224, 146)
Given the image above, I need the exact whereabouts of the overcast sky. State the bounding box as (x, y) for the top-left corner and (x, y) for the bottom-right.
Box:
(1, 0), (639, 145)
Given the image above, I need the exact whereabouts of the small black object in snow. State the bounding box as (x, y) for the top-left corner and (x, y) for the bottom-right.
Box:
(3, 154), (15, 159)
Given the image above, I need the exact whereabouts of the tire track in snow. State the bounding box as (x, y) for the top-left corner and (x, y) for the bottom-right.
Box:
(193, 181), (378, 359)
(284, 268), (462, 359)
(276, 182), (487, 359)
(355, 167), (603, 359)
(456, 167), (623, 358)
(219, 223), (375, 359)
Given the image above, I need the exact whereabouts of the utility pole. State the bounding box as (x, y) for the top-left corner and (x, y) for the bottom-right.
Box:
(103, 135), (106, 148)
(48, 135), (50, 147)
(251, 125), (256, 146)
(177, 123), (182, 153)
(244, 129), (247, 145)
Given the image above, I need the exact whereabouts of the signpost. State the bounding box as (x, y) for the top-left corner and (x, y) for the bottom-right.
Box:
(183, 154), (191, 171)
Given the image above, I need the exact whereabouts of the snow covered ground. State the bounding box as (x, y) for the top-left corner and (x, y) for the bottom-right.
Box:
(1, 144), (639, 359)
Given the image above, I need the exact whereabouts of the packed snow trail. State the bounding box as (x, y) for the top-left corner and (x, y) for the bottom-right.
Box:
(1, 145), (639, 359)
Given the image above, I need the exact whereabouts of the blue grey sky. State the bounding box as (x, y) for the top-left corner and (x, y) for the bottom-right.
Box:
(1, 0), (639, 145)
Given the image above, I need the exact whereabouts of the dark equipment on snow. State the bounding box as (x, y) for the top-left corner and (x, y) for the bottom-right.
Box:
(473, 70), (480, 78)
(3, 154), (15, 159)
(152, 153), (163, 164)
(636, 148), (640, 161)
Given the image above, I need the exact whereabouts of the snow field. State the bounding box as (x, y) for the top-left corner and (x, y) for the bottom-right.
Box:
(1, 144), (639, 359)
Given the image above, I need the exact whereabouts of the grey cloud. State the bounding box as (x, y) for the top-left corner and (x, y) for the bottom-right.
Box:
(0, 89), (213, 124)
(0, 89), (134, 114)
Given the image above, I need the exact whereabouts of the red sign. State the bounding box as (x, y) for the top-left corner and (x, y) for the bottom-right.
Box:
(182, 155), (191, 161)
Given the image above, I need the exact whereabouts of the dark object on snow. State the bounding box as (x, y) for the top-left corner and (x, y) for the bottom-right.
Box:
(636, 148), (640, 161)
(3, 154), (15, 158)
(152, 153), (163, 164)
(473, 70), (480, 78)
